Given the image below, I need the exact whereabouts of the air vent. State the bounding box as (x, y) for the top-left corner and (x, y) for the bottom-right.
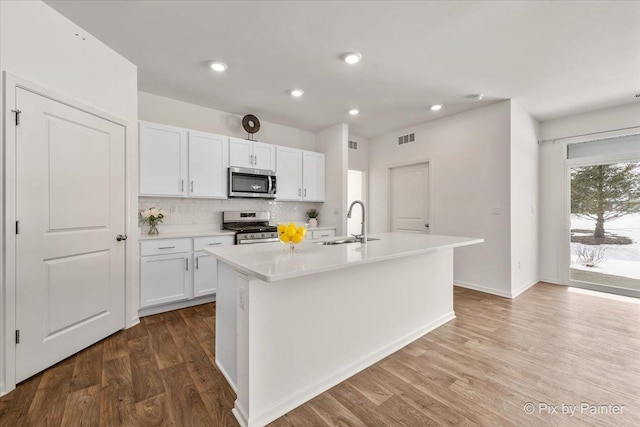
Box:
(397, 133), (415, 145)
(348, 140), (358, 149)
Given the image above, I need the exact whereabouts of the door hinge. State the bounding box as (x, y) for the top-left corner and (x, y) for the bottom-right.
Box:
(15, 220), (20, 234)
(11, 109), (22, 126)
(15, 330), (20, 344)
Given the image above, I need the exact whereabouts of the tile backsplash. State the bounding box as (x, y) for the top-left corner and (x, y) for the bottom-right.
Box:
(138, 197), (324, 227)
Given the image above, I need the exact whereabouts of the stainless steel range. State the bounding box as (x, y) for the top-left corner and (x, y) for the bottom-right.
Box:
(223, 211), (279, 245)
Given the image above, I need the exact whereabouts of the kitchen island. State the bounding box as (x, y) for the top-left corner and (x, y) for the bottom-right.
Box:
(205, 232), (483, 427)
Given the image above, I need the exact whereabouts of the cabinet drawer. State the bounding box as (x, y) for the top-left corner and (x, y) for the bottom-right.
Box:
(311, 230), (336, 239)
(193, 235), (235, 251)
(140, 239), (191, 256)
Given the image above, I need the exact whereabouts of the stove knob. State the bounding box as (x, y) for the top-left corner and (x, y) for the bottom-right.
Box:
(261, 233), (266, 238)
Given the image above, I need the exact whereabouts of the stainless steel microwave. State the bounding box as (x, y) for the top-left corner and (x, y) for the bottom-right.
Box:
(228, 167), (277, 198)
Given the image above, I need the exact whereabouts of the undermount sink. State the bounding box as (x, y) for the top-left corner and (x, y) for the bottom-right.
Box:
(315, 238), (380, 245)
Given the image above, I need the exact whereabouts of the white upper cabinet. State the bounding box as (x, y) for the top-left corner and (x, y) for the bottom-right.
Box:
(252, 141), (276, 170)
(139, 122), (228, 198)
(302, 151), (325, 202)
(229, 137), (275, 171)
(229, 137), (253, 168)
(276, 147), (325, 202)
(188, 130), (228, 198)
(139, 121), (188, 196)
(276, 146), (303, 201)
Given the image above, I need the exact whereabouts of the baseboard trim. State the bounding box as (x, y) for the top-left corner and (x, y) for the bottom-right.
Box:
(215, 358), (237, 393)
(233, 402), (249, 427)
(127, 317), (140, 329)
(242, 311), (456, 427)
(540, 276), (562, 285)
(137, 294), (216, 317)
(454, 280), (512, 298)
(511, 280), (539, 298)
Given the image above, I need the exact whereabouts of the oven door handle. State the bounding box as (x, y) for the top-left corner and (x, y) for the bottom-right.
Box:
(237, 237), (280, 245)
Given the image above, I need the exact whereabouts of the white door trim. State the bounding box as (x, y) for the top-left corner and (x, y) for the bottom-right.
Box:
(386, 159), (433, 232)
(1, 72), (137, 396)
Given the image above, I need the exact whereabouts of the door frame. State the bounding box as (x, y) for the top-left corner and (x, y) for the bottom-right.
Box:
(386, 159), (433, 233)
(563, 148), (640, 298)
(1, 72), (137, 395)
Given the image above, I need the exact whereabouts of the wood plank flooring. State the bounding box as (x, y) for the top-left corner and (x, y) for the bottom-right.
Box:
(1, 283), (639, 426)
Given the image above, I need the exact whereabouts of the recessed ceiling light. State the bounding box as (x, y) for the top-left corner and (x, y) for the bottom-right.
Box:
(466, 94), (484, 101)
(209, 61), (227, 72)
(430, 104), (442, 111)
(290, 89), (304, 97)
(349, 109), (359, 116)
(342, 52), (362, 64)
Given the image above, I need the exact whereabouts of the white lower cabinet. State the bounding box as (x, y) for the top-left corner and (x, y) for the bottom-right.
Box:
(309, 229), (336, 240)
(140, 253), (190, 307)
(193, 252), (218, 297)
(140, 235), (234, 311)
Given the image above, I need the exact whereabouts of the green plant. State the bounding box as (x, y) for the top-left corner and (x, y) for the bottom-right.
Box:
(306, 208), (319, 219)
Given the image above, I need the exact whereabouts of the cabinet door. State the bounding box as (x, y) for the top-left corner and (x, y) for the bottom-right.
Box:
(193, 251), (218, 297)
(302, 151), (325, 202)
(229, 137), (253, 168)
(253, 141), (276, 171)
(140, 253), (191, 307)
(139, 121), (188, 196)
(276, 146), (302, 200)
(189, 131), (228, 198)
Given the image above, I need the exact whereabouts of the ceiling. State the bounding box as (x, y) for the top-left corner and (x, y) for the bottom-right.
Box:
(45, 1), (640, 138)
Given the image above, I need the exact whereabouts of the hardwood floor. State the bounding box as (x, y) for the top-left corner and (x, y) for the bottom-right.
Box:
(1, 283), (639, 426)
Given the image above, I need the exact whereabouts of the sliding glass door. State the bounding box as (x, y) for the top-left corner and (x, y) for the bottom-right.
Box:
(567, 135), (640, 297)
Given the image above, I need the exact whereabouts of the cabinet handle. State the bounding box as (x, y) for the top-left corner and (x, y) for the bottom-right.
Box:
(298, 188), (301, 197)
(195, 257), (199, 270)
(158, 246), (176, 249)
(186, 258), (189, 271)
(304, 188), (307, 197)
(207, 242), (222, 246)
(181, 180), (184, 192)
(249, 154), (253, 165)
(190, 180), (194, 192)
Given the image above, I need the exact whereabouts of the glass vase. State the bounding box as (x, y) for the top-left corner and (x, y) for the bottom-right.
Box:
(148, 220), (159, 235)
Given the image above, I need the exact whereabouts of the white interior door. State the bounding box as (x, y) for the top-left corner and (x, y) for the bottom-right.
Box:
(390, 163), (430, 233)
(15, 88), (126, 382)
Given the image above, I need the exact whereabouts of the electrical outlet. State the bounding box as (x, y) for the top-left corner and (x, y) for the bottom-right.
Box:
(170, 205), (177, 214)
(334, 209), (340, 215)
(492, 205), (501, 215)
(238, 287), (245, 310)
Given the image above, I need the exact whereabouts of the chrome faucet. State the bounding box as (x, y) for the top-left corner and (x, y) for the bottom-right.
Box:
(347, 200), (367, 244)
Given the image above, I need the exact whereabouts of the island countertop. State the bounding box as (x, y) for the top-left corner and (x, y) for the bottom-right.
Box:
(205, 232), (483, 282)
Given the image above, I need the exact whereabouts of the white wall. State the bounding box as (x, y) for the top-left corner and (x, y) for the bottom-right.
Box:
(139, 92), (316, 151)
(316, 124), (349, 234)
(539, 103), (640, 283)
(348, 134), (370, 172)
(510, 102), (540, 296)
(369, 102), (513, 296)
(0, 0), (138, 394)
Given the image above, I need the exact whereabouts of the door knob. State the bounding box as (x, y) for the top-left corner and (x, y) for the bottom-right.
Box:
(116, 234), (128, 241)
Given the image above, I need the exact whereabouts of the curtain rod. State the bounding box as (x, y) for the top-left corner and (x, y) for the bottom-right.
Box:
(537, 125), (640, 144)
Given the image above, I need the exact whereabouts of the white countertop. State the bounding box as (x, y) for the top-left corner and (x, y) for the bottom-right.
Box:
(139, 229), (235, 241)
(205, 232), (483, 282)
